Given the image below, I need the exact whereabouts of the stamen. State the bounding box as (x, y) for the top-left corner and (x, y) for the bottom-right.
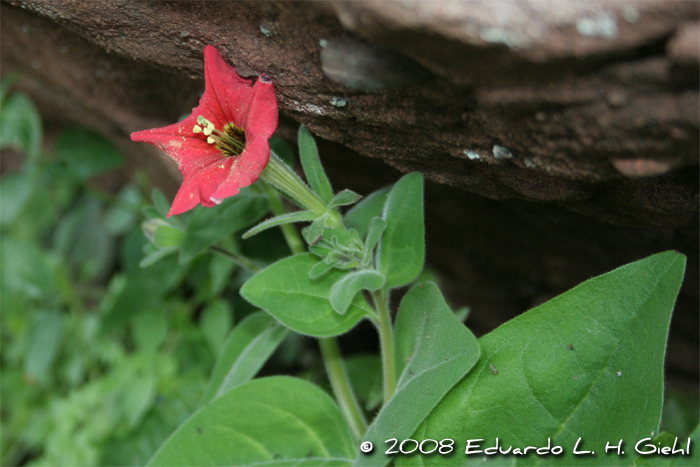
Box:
(193, 115), (246, 157)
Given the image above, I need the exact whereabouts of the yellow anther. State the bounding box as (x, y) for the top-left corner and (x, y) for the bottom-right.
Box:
(193, 125), (202, 134)
(207, 136), (215, 145)
(203, 126), (213, 136)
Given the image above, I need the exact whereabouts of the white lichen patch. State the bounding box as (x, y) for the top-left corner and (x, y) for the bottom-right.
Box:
(329, 96), (347, 108)
(576, 12), (618, 39)
(492, 144), (513, 159)
(463, 149), (481, 160)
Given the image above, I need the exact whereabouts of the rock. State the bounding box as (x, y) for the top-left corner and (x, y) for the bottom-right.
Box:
(1, 0), (697, 388)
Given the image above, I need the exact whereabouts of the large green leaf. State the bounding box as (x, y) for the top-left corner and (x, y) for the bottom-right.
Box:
(344, 186), (390, 238)
(148, 377), (357, 466)
(199, 312), (288, 406)
(356, 283), (480, 467)
(179, 190), (268, 263)
(241, 253), (373, 337)
(376, 173), (424, 289)
(397, 251), (686, 467)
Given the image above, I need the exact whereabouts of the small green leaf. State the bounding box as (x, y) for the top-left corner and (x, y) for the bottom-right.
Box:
(632, 426), (698, 466)
(403, 251), (686, 467)
(199, 312), (288, 406)
(241, 253), (374, 337)
(242, 210), (316, 239)
(309, 259), (338, 279)
(357, 283), (480, 467)
(55, 128), (123, 181)
(0, 91), (42, 161)
(377, 173), (424, 288)
(344, 186), (391, 238)
(362, 217), (386, 265)
(151, 188), (171, 218)
(304, 214), (328, 244)
(330, 270), (385, 315)
(328, 189), (363, 209)
(24, 309), (65, 384)
(298, 125), (334, 203)
(151, 221), (185, 249)
(179, 190), (268, 263)
(148, 377), (356, 466)
(200, 299), (233, 354)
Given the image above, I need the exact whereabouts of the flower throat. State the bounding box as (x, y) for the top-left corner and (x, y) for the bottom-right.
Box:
(193, 116), (246, 157)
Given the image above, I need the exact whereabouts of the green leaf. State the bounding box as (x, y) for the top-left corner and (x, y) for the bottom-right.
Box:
(179, 190), (268, 263)
(148, 377), (356, 466)
(104, 184), (142, 235)
(309, 259), (338, 279)
(241, 253), (374, 337)
(298, 125), (334, 203)
(55, 128), (123, 181)
(200, 299), (233, 354)
(304, 214), (328, 244)
(330, 270), (385, 315)
(377, 173), (424, 288)
(357, 283), (480, 467)
(344, 186), (390, 238)
(0, 91), (42, 161)
(132, 310), (168, 353)
(199, 312), (288, 406)
(632, 427), (698, 467)
(328, 189), (363, 209)
(362, 217), (386, 265)
(345, 355), (383, 412)
(401, 251), (686, 467)
(242, 210), (316, 239)
(151, 188), (171, 218)
(24, 309), (65, 384)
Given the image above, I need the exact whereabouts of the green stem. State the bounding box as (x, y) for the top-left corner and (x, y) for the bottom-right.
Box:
(261, 182), (306, 255)
(373, 289), (396, 402)
(260, 151), (329, 219)
(319, 338), (367, 440)
(210, 245), (261, 273)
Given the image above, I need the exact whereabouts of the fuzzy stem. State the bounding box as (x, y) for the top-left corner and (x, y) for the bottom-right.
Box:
(319, 338), (368, 440)
(260, 151), (329, 219)
(261, 182), (306, 255)
(210, 245), (261, 273)
(373, 289), (396, 402)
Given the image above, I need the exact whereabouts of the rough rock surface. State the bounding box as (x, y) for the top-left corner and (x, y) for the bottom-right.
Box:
(1, 0), (697, 388)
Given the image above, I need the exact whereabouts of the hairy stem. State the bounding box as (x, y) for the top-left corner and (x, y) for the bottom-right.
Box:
(261, 182), (306, 255)
(210, 245), (260, 273)
(319, 338), (368, 440)
(373, 289), (396, 402)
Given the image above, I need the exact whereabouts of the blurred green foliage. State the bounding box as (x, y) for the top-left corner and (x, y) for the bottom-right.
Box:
(0, 78), (240, 466)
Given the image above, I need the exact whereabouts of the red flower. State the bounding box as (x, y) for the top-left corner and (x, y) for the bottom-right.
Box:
(131, 45), (278, 216)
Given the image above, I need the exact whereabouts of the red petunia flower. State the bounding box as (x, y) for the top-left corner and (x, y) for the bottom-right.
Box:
(131, 45), (278, 216)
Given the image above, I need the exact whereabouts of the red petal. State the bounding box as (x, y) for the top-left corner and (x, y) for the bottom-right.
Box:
(210, 136), (270, 199)
(168, 157), (235, 216)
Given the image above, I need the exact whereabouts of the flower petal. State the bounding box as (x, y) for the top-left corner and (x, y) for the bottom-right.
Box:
(210, 136), (271, 199)
(168, 157), (235, 216)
